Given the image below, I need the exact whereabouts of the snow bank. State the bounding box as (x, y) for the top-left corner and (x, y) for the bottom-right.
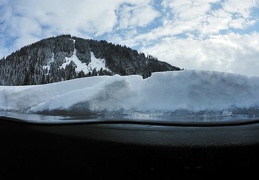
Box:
(1, 70), (259, 116)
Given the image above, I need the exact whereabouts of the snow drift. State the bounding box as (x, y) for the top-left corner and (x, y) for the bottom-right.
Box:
(1, 70), (259, 119)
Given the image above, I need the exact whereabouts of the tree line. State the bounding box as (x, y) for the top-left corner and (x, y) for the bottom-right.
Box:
(0, 34), (181, 85)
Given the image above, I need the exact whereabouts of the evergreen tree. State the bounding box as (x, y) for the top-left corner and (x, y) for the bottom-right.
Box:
(23, 72), (31, 85)
(0, 34), (181, 86)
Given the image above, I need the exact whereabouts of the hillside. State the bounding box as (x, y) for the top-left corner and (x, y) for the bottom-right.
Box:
(0, 34), (181, 85)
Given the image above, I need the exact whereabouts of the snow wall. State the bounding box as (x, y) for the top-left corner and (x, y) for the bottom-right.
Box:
(1, 70), (259, 120)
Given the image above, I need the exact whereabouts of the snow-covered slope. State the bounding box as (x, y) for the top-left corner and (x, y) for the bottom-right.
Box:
(61, 50), (109, 74)
(1, 70), (259, 120)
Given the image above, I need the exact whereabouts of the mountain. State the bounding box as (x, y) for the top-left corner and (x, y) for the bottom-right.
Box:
(0, 34), (181, 85)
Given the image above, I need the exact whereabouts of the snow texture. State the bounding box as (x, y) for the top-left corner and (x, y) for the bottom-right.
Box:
(1, 70), (259, 117)
(61, 50), (109, 74)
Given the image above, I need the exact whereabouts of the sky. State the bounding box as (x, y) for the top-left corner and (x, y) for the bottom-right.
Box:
(0, 0), (259, 76)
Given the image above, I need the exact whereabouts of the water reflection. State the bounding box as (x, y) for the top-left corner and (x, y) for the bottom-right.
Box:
(1, 108), (259, 125)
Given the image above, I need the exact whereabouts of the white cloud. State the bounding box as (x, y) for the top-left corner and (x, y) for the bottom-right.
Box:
(132, 0), (257, 41)
(141, 32), (259, 76)
(222, 0), (256, 18)
(117, 3), (159, 29)
(0, 0), (120, 49)
(0, 0), (258, 76)
(0, 0), (159, 55)
(108, 0), (259, 76)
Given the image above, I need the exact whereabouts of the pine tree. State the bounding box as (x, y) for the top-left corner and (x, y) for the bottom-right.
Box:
(23, 72), (31, 85)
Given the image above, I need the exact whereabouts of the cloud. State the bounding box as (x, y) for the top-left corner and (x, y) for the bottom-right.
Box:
(31, 1), (117, 31)
(2, 0), (120, 36)
(141, 32), (259, 76)
(136, 0), (257, 41)
(0, 0), (158, 55)
(109, 0), (259, 76)
(0, 0), (258, 76)
(116, 3), (159, 29)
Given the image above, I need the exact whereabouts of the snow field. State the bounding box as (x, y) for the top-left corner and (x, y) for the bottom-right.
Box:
(0, 70), (259, 115)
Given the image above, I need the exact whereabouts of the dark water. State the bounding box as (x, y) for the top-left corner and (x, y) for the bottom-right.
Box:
(1, 108), (259, 125)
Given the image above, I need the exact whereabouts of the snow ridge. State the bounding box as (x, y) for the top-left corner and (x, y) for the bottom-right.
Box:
(1, 70), (259, 118)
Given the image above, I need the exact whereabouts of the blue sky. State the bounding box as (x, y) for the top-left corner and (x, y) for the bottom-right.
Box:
(0, 0), (259, 76)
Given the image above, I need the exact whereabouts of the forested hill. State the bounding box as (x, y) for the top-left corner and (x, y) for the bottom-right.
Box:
(0, 34), (181, 85)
